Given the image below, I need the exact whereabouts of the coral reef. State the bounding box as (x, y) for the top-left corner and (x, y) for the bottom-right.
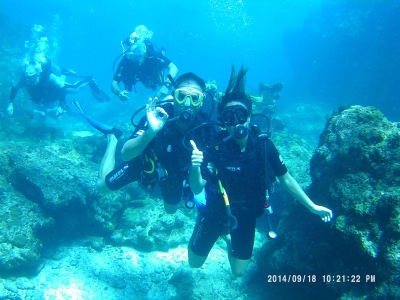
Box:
(0, 179), (51, 275)
(111, 203), (195, 252)
(253, 105), (400, 299)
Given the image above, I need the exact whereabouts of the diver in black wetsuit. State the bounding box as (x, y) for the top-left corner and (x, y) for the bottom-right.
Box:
(187, 67), (333, 277)
(7, 60), (109, 117)
(75, 72), (208, 214)
(111, 25), (178, 101)
(6, 23), (109, 117)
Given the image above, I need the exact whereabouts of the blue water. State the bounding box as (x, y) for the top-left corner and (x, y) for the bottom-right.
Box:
(1, 0), (399, 121)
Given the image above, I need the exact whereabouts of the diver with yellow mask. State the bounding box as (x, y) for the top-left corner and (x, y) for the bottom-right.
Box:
(75, 72), (212, 214)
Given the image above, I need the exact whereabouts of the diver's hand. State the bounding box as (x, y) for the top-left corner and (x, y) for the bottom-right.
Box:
(190, 140), (203, 167)
(7, 103), (14, 116)
(311, 205), (333, 223)
(146, 97), (168, 133)
(119, 90), (130, 101)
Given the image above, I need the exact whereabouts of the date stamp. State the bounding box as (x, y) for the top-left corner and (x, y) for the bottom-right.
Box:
(267, 274), (317, 283)
(266, 274), (376, 284)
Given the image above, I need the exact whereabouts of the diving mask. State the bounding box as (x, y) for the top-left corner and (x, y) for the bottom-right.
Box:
(221, 105), (249, 127)
(174, 88), (205, 107)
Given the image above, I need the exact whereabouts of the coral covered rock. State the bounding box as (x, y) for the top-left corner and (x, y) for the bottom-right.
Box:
(311, 106), (400, 248)
(110, 197), (195, 252)
(0, 176), (51, 274)
(0, 135), (137, 237)
(253, 105), (400, 299)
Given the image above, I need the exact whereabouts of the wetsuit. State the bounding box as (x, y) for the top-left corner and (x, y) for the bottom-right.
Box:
(10, 60), (68, 109)
(105, 103), (207, 205)
(189, 128), (288, 260)
(113, 42), (171, 91)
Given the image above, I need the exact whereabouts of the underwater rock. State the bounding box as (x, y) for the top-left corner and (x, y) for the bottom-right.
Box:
(310, 106), (400, 294)
(1, 137), (134, 240)
(272, 130), (314, 188)
(0, 183), (51, 275)
(110, 200), (194, 252)
(255, 105), (400, 299)
(3, 141), (98, 237)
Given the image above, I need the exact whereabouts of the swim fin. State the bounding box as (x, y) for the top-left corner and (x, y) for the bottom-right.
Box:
(72, 100), (121, 138)
(89, 79), (111, 102)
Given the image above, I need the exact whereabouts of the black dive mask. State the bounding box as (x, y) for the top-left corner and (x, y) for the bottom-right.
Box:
(221, 105), (249, 127)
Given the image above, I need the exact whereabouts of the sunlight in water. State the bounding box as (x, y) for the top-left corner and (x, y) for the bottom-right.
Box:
(43, 279), (91, 300)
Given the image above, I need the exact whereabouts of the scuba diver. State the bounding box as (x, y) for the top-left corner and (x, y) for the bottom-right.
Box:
(187, 67), (333, 277)
(75, 72), (209, 214)
(252, 82), (283, 117)
(7, 61), (109, 117)
(6, 24), (109, 117)
(111, 25), (178, 101)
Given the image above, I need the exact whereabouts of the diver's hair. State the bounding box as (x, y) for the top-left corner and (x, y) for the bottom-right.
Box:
(174, 72), (206, 91)
(219, 66), (252, 113)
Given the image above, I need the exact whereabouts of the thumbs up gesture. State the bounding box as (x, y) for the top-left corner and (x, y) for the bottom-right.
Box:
(190, 140), (203, 167)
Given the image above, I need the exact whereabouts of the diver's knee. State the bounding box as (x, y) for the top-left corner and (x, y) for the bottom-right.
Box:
(230, 259), (250, 277)
(96, 178), (110, 193)
(231, 268), (247, 277)
(188, 255), (205, 268)
(188, 260), (203, 269)
(188, 248), (206, 268)
(164, 202), (178, 214)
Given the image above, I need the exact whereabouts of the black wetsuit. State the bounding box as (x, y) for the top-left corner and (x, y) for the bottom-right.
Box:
(189, 128), (288, 260)
(10, 60), (68, 108)
(113, 42), (171, 91)
(105, 103), (207, 205)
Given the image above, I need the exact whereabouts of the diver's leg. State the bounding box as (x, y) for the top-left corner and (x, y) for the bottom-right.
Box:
(164, 202), (179, 214)
(97, 134), (118, 192)
(159, 173), (183, 214)
(188, 214), (220, 268)
(64, 77), (92, 90)
(229, 257), (251, 277)
(228, 214), (256, 277)
(32, 109), (46, 117)
(101, 155), (143, 193)
(188, 246), (208, 268)
(72, 101), (122, 192)
(72, 100), (122, 137)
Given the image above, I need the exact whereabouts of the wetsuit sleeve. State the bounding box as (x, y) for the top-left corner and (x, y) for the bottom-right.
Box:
(160, 55), (171, 68)
(9, 78), (25, 102)
(113, 59), (126, 82)
(130, 116), (149, 138)
(265, 139), (288, 177)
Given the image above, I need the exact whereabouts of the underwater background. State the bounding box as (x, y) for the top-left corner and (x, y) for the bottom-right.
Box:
(0, 0), (399, 299)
